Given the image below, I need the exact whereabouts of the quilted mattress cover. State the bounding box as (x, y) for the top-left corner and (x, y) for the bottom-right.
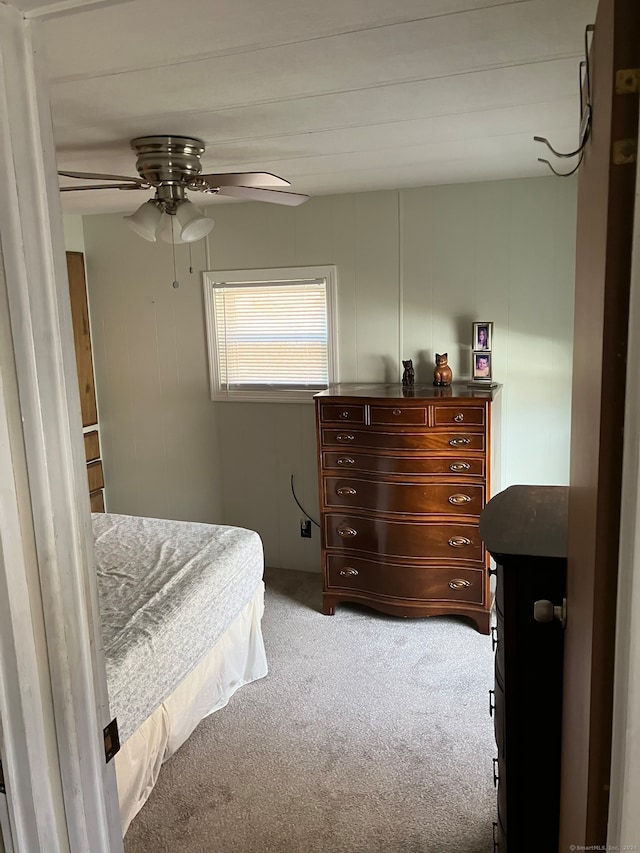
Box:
(92, 512), (264, 742)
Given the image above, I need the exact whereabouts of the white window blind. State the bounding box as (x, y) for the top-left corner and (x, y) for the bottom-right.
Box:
(203, 266), (338, 402)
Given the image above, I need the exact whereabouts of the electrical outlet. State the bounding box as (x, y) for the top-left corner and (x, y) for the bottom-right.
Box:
(300, 519), (312, 538)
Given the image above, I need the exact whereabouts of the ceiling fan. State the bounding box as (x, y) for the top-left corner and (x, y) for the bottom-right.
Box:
(58, 135), (309, 243)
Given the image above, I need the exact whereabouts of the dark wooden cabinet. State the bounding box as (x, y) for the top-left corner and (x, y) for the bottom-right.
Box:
(479, 485), (568, 851)
(314, 382), (501, 634)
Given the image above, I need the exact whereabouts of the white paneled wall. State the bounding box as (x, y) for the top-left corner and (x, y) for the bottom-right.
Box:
(79, 175), (576, 572)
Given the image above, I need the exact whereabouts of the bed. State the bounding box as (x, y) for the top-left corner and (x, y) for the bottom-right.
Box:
(92, 512), (268, 835)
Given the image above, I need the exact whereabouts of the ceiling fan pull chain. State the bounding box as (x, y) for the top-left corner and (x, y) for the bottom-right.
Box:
(188, 242), (193, 274)
(171, 236), (179, 289)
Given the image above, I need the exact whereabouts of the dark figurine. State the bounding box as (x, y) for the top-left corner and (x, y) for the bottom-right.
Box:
(402, 359), (415, 386)
(433, 353), (453, 387)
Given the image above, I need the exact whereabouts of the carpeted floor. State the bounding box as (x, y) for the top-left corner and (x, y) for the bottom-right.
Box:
(124, 567), (497, 853)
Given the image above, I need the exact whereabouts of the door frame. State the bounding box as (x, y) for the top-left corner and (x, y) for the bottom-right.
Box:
(0, 4), (122, 851)
(607, 110), (640, 847)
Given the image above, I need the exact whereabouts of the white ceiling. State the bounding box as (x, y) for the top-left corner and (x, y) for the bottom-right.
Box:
(38, 0), (597, 215)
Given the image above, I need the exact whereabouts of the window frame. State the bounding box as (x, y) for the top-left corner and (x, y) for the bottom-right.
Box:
(203, 265), (338, 403)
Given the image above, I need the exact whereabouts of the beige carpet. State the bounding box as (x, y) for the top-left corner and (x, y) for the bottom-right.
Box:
(124, 567), (497, 853)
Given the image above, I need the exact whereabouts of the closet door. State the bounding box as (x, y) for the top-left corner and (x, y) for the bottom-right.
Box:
(66, 252), (105, 511)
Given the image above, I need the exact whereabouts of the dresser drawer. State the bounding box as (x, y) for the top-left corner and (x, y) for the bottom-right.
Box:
(84, 429), (100, 462)
(321, 428), (485, 452)
(326, 555), (486, 605)
(325, 514), (484, 561)
(323, 477), (485, 516)
(434, 405), (485, 427)
(495, 602), (505, 685)
(494, 664), (506, 759)
(87, 460), (104, 493)
(322, 451), (486, 477)
(369, 405), (426, 425)
(319, 403), (365, 424)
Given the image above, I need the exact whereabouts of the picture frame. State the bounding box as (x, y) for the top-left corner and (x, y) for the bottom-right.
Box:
(472, 351), (492, 381)
(472, 321), (492, 351)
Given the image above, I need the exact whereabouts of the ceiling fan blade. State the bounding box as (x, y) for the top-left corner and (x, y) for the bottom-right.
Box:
(217, 185), (308, 206)
(59, 183), (147, 192)
(58, 170), (145, 185)
(199, 172), (290, 188)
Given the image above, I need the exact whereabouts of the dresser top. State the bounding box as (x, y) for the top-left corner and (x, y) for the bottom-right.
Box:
(479, 485), (569, 560)
(314, 382), (501, 401)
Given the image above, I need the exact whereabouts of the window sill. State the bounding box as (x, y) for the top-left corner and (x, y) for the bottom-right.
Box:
(211, 391), (319, 404)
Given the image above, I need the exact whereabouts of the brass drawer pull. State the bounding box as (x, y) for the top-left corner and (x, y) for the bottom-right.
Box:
(448, 493), (472, 505)
(339, 410), (351, 419)
(449, 461), (470, 472)
(393, 409), (402, 415)
(337, 486), (357, 495)
(449, 578), (471, 590)
(449, 437), (471, 446)
(337, 526), (357, 537)
(336, 456), (355, 465)
(339, 567), (359, 577)
(454, 413), (464, 422)
(448, 536), (471, 548)
(336, 433), (354, 442)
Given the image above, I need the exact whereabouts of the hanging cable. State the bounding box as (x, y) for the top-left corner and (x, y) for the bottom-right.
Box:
(537, 151), (584, 178)
(290, 474), (320, 527)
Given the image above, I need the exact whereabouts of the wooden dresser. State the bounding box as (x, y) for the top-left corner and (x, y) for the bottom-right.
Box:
(479, 485), (567, 851)
(314, 383), (500, 634)
(67, 251), (105, 512)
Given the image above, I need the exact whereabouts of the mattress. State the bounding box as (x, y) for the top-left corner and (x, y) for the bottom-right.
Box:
(116, 583), (267, 834)
(93, 512), (264, 742)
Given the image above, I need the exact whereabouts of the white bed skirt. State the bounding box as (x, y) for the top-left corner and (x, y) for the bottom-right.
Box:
(115, 582), (268, 835)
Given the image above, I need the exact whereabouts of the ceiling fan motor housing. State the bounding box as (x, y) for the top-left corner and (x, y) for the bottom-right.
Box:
(130, 135), (205, 186)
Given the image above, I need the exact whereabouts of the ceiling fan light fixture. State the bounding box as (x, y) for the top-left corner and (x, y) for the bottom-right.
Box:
(159, 214), (187, 245)
(175, 199), (214, 242)
(123, 199), (163, 241)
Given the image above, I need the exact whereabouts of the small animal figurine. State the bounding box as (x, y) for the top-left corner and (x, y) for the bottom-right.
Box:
(433, 353), (453, 387)
(402, 359), (415, 386)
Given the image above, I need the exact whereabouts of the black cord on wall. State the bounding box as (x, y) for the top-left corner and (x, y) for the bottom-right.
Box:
(290, 474), (321, 528)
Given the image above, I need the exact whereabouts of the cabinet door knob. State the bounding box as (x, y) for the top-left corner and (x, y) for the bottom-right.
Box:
(449, 437), (471, 446)
(448, 536), (471, 548)
(337, 486), (357, 495)
(533, 598), (567, 628)
(336, 456), (355, 465)
(337, 526), (357, 538)
(339, 567), (359, 577)
(449, 461), (470, 472)
(448, 493), (471, 505)
(336, 433), (354, 442)
(454, 413), (464, 422)
(392, 408), (402, 415)
(339, 410), (351, 419)
(448, 578), (471, 590)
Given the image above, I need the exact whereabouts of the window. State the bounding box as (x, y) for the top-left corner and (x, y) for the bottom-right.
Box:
(203, 265), (338, 402)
